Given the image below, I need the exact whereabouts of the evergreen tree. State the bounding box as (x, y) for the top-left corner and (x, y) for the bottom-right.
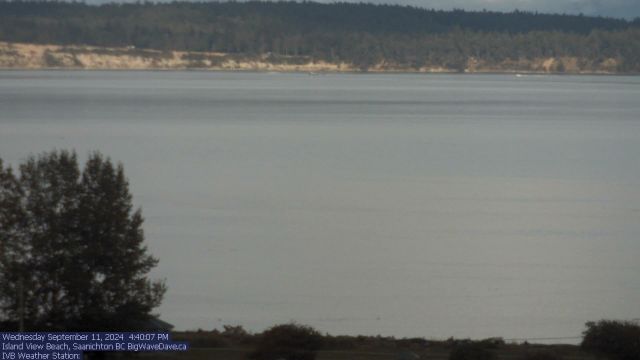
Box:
(0, 159), (26, 330)
(0, 150), (165, 331)
(581, 320), (640, 360)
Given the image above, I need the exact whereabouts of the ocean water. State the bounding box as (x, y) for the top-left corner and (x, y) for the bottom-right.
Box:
(1, 71), (639, 342)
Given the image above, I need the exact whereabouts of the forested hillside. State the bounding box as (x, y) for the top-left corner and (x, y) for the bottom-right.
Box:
(1, 1), (639, 72)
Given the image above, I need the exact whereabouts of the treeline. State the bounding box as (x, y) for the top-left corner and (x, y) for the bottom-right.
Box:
(1, 1), (639, 72)
(174, 320), (640, 360)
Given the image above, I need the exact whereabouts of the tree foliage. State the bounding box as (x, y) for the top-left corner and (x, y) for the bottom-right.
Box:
(449, 341), (495, 360)
(0, 150), (165, 331)
(581, 320), (640, 360)
(249, 323), (324, 360)
(1, 1), (639, 72)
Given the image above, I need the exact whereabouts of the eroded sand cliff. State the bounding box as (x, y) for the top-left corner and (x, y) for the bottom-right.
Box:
(0, 42), (622, 74)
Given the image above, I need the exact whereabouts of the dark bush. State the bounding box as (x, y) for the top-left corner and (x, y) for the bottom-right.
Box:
(523, 350), (562, 360)
(222, 325), (254, 345)
(42, 50), (64, 67)
(321, 335), (357, 350)
(478, 338), (504, 349)
(172, 330), (230, 348)
(581, 320), (640, 360)
(249, 323), (323, 360)
(449, 341), (495, 360)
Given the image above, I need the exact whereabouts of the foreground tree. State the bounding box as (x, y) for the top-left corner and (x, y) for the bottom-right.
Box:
(581, 320), (640, 360)
(0, 150), (165, 331)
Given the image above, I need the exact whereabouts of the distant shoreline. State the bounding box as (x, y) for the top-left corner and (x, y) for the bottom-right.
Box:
(1, 68), (635, 77)
(0, 42), (631, 75)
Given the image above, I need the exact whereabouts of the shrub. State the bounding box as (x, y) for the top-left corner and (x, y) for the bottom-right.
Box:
(172, 330), (229, 348)
(523, 350), (562, 360)
(478, 338), (504, 349)
(249, 323), (323, 360)
(449, 341), (495, 360)
(581, 320), (640, 360)
(320, 335), (357, 350)
(43, 50), (64, 67)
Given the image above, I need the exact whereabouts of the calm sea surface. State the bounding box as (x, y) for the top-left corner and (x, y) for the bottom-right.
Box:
(1, 71), (639, 342)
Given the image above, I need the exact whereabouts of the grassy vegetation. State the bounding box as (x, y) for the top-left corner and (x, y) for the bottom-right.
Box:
(140, 343), (596, 360)
(159, 327), (598, 360)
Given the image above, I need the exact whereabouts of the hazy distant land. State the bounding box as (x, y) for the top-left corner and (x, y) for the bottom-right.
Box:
(1, 1), (639, 73)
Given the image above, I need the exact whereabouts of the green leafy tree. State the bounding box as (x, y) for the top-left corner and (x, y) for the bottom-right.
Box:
(0, 150), (165, 331)
(581, 320), (640, 360)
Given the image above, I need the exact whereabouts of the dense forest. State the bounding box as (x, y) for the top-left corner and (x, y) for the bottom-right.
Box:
(1, 1), (639, 72)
